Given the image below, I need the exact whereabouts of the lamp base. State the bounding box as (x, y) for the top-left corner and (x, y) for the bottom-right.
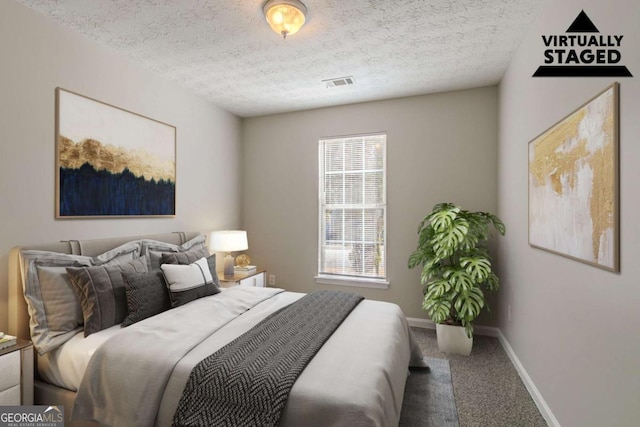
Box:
(223, 254), (235, 277)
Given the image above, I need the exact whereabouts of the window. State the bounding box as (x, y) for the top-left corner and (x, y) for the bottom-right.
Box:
(317, 133), (387, 288)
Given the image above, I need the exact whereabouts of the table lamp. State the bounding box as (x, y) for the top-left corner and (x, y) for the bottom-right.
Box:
(209, 230), (248, 277)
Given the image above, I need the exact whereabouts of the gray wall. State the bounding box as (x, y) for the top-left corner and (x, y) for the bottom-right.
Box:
(0, 1), (242, 333)
(497, 0), (640, 425)
(243, 87), (498, 319)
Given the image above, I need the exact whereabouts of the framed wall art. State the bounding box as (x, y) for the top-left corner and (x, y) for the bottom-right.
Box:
(55, 88), (176, 218)
(528, 82), (619, 272)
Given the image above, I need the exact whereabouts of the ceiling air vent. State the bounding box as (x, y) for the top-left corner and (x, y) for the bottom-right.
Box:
(323, 76), (356, 88)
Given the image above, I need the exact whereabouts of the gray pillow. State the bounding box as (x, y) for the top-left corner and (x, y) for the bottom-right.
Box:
(36, 266), (85, 331)
(161, 248), (220, 289)
(122, 271), (171, 327)
(141, 235), (207, 270)
(29, 263), (88, 354)
(20, 241), (142, 355)
(66, 256), (148, 337)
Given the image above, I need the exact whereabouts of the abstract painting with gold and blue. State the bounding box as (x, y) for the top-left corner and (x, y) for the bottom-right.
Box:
(56, 88), (176, 218)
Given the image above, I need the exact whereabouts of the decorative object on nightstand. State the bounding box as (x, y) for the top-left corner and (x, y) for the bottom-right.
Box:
(235, 254), (256, 273)
(209, 230), (249, 278)
(0, 339), (34, 405)
(235, 254), (251, 268)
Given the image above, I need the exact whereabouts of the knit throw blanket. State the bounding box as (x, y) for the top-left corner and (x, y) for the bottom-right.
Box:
(172, 290), (364, 427)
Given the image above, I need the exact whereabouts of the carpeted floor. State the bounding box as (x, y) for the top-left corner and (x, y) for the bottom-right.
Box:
(411, 327), (547, 427)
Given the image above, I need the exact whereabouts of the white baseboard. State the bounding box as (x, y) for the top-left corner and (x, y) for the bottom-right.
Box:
(406, 317), (436, 330)
(407, 317), (560, 427)
(495, 329), (561, 427)
(406, 317), (499, 337)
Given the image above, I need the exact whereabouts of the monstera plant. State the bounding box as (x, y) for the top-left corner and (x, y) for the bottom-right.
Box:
(408, 203), (505, 339)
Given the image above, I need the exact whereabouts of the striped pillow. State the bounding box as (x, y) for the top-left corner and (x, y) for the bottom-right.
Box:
(161, 257), (220, 307)
(161, 249), (220, 289)
(66, 256), (148, 336)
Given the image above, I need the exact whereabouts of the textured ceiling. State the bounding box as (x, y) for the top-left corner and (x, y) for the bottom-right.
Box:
(16, 0), (541, 117)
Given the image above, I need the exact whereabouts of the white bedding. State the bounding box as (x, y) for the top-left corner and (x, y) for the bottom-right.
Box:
(37, 325), (121, 391)
(67, 287), (423, 426)
(37, 286), (257, 391)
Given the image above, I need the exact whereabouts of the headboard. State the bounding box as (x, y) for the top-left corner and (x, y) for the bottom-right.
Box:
(7, 231), (201, 340)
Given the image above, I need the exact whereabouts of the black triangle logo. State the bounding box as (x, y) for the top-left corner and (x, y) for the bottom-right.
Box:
(566, 10), (599, 33)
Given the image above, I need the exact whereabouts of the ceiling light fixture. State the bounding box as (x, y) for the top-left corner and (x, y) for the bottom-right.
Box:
(263, 0), (307, 39)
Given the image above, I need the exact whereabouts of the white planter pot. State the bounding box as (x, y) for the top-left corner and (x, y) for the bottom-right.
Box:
(436, 323), (473, 356)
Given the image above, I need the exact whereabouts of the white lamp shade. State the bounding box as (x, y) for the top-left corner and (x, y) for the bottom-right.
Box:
(209, 230), (248, 253)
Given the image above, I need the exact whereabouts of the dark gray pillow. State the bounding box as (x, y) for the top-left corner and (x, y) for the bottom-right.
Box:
(161, 248), (221, 289)
(121, 271), (171, 326)
(66, 256), (148, 336)
(142, 235), (207, 270)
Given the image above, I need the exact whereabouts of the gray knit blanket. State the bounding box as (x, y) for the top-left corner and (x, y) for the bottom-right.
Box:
(172, 290), (364, 427)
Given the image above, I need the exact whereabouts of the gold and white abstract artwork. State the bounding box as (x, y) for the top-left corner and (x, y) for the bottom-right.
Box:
(528, 83), (619, 272)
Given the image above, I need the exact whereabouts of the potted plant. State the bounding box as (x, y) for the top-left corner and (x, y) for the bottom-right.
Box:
(408, 202), (505, 355)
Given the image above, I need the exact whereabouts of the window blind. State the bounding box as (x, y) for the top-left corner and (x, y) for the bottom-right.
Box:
(319, 134), (386, 280)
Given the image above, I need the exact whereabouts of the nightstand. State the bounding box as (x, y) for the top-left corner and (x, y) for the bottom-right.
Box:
(0, 339), (34, 405)
(219, 269), (266, 288)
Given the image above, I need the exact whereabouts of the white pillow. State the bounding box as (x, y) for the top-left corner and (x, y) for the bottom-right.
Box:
(161, 257), (219, 307)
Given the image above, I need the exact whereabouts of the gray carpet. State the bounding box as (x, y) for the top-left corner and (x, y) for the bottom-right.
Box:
(400, 356), (459, 427)
(411, 327), (547, 427)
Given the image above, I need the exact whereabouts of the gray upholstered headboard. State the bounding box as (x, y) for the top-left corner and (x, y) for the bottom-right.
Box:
(7, 231), (201, 340)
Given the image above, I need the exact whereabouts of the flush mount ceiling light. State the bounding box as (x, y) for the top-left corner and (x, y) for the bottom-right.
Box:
(263, 0), (307, 39)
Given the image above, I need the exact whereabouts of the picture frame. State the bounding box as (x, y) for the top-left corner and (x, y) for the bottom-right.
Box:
(528, 82), (619, 272)
(55, 88), (176, 218)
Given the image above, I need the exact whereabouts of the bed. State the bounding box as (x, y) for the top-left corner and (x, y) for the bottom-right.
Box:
(8, 232), (424, 427)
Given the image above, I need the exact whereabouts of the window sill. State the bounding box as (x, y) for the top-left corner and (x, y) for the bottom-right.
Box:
(314, 275), (390, 290)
